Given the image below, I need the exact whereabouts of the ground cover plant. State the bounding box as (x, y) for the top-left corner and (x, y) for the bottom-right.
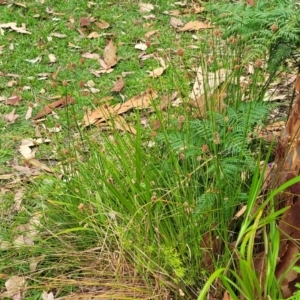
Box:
(1, 0), (300, 299)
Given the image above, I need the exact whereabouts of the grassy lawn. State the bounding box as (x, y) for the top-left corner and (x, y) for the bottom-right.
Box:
(1, 0), (300, 299)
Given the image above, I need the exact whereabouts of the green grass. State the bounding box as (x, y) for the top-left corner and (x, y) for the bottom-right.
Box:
(0, 0), (298, 299)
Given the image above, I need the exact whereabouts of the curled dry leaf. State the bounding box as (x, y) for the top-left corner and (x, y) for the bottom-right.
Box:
(111, 77), (125, 92)
(103, 40), (118, 69)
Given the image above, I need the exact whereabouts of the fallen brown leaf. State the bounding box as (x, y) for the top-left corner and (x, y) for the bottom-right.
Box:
(82, 88), (157, 127)
(95, 20), (109, 29)
(88, 31), (100, 39)
(80, 17), (90, 27)
(147, 67), (166, 78)
(103, 40), (118, 69)
(3, 109), (19, 123)
(25, 105), (33, 120)
(170, 17), (183, 29)
(82, 52), (100, 59)
(108, 115), (136, 134)
(51, 32), (67, 38)
(7, 95), (21, 106)
(48, 54), (56, 63)
(144, 30), (159, 39)
(4, 276), (26, 298)
(135, 42), (148, 51)
(178, 20), (213, 31)
(28, 158), (53, 173)
(14, 189), (24, 212)
(0, 22), (31, 34)
(111, 77), (125, 92)
(33, 95), (75, 120)
(29, 256), (45, 272)
(139, 3), (154, 13)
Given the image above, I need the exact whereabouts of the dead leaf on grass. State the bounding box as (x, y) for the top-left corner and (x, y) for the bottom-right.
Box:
(145, 30), (159, 39)
(135, 42), (148, 51)
(233, 205), (247, 219)
(108, 115), (137, 134)
(170, 17), (183, 29)
(3, 109), (19, 123)
(142, 14), (156, 20)
(87, 31), (101, 39)
(25, 56), (41, 64)
(103, 40), (118, 69)
(82, 52), (100, 59)
(13, 235), (34, 248)
(95, 20), (110, 29)
(189, 67), (228, 117)
(0, 174), (14, 180)
(28, 158), (53, 173)
(139, 3), (154, 13)
(19, 138), (51, 159)
(7, 80), (17, 87)
(51, 32), (67, 38)
(147, 66), (166, 78)
(14, 189), (25, 212)
(32, 95), (75, 120)
(111, 77), (125, 92)
(4, 275), (25, 299)
(82, 88), (157, 127)
(48, 54), (56, 63)
(0, 22), (31, 34)
(25, 103), (35, 120)
(29, 255), (45, 272)
(80, 17), (90, 27)
(42, 291), (55, 300)
(181, 5), (205, 15)
(223, 290), (233, 300)
(7, 95), (21, 106)
(179, 20), (213, 31)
